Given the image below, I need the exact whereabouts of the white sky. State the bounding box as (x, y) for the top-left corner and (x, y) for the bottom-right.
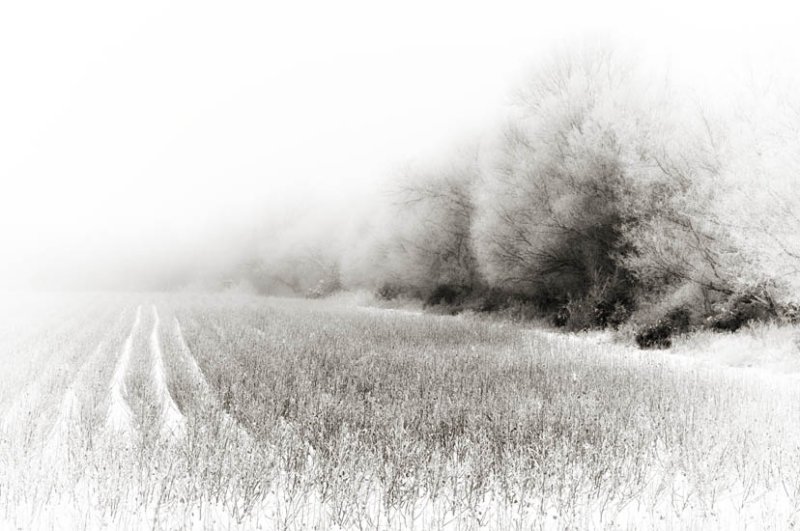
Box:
(0, 0), (798, 288)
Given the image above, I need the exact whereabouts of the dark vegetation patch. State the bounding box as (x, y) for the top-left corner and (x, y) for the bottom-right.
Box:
(707, 291), (777, 332)
(376, 283), (405, 301)
(705, 290), (800, 332)
(635, 307), (691, 349)
(632, 288), (800, 349)
(306, 275), (342, 299)
(423, 284), (473, 309)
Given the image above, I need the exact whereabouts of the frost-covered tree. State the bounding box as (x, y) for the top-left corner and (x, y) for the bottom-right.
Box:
(472, 46), (667, 322)
(618, 109), (734, 306)
(710, 78), (800, 301)
(621, 74), (800, 312)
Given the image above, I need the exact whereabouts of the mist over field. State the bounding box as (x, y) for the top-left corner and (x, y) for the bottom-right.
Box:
(4, 2), (800, 529)
(1, 1), (798, 300)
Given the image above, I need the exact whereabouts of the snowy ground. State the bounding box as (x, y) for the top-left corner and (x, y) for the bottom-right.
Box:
(1, 292), (799, 530)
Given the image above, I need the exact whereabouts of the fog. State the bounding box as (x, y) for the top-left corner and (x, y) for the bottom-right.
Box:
(1, 0), (797, 290)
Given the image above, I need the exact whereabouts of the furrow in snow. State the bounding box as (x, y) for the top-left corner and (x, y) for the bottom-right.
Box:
(173, 318), (250, 443)
(150, 306), (185, 440)
(174, 318), (211, 398)
(45, 345), (99, 450)
(42, 388), (81, 460)
(105, 305), (141, 436)
(46, 306), (126, 452)
(0, 306), (114, 435)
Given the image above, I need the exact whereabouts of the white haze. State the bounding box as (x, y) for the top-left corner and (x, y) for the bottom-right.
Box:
(0, 0), (797, 289)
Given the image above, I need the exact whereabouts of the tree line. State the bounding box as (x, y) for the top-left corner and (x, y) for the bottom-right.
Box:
(248, 45), (800, 347)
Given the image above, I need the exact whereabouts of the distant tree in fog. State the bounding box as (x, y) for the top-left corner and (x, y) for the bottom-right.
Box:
(372, 150), (482, 295)
(254, 213), (343, 296)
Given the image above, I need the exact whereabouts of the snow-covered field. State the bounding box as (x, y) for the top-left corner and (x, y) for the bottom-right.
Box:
(1, 292), (799, 530)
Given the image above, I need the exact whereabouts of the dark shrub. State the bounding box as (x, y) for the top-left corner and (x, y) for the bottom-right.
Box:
(634, 306), (691, 349)
(553, 306), (570, 327)
(635, 323), (672, 349)
(306, 276), (341, 299)
(473, 288), (512, 313)
(595, 299), (633, 329)
(500, 297), (543, 322)
(564, 297), (596, 331)
(664, 307), (691, 334)
(377, 283), (404, 301)
(706, 291), (776, 332)
(779, 303), (800, 324)
(424, 284), (472, 308)
(707, 312), (739, 332)
(551, 266), (637, 331)
(559, 289), (634, 331)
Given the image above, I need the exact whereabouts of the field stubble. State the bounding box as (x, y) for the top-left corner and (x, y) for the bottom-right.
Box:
(0, 292), (798, 529)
